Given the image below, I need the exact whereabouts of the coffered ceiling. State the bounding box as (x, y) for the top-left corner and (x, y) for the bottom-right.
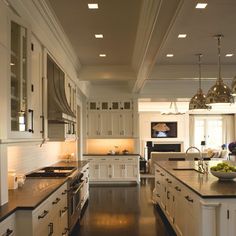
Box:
(47, 0), (236, 97)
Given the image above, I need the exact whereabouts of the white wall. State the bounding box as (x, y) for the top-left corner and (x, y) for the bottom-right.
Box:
(8, 142), (62, 175)
(139, 112), (189, 157)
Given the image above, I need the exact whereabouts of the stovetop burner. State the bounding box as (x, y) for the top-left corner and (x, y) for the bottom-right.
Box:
(26, 166), (77, 178)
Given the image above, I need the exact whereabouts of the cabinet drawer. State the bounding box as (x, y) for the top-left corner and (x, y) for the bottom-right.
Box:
(0, 214), (16, 236)
(123, 157), (137, 162)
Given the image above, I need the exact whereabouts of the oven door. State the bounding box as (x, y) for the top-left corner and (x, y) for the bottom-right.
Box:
(69, 180), (85, 231)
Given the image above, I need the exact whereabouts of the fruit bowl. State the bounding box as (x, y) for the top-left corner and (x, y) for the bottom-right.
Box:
(210, 170), (236, 180)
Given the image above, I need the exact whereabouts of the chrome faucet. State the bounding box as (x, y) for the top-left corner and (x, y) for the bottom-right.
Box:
(186, 146), (205, 173)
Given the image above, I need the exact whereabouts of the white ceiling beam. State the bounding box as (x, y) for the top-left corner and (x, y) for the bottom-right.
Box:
(132, 0), (183, 93)
(78, 65), (136, 81)
(150, 64), (236, 80)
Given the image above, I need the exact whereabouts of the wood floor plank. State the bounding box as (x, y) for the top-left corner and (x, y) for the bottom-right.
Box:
(71, 178), (176, 236)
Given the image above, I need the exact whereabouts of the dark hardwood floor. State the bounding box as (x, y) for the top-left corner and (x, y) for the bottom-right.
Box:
(71, 178), (176, 236)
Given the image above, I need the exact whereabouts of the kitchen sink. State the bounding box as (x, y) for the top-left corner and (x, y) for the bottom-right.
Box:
(172, 168), (203, 173)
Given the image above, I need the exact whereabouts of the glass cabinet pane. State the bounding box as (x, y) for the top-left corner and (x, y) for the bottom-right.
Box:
(10, 21), (28, 132)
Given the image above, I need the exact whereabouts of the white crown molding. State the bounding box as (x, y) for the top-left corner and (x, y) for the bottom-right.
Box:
(132, 0), (183, 93)
(79, 65), (136, 81)
(132, 0), (162, 72)
(32, 0), (81, 73)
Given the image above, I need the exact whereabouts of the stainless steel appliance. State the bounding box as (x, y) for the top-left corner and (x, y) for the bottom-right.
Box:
(67, 172), (84, 232)
(26, 166), (76, 177)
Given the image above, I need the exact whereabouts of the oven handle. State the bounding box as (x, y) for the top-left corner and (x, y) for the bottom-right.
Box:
(72, 181), (85, 196)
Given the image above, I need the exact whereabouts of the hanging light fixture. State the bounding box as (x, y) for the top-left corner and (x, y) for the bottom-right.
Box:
(206, 35), (233, 106)
(231, 76), (236, 96)
(189, 54), (209, 110)
(161, 101), (185, 115)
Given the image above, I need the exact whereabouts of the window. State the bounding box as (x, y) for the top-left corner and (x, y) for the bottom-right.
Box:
(194, 116), (223, 150)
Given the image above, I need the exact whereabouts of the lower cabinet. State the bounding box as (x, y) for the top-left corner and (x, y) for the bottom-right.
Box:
(0, 213), (16, 236)
(153, 164), (236, 236)
(84, 156), (139, 183)
(16, 182), (68, 236)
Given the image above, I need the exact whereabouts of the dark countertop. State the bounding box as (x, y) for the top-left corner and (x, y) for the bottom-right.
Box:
(83, 154), (140, 156)
(0, 160), (88, 222)
(155, 160), (236, 198)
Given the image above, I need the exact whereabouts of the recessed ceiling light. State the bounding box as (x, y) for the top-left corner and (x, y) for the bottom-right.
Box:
(195, 3), (207, 9)
(95, 34), (103, 38)
(225, 54), (234, 57)
(99, 54), (106, 57)
(166, 54), (174, 57)
(178, 34), (187, 38)
(88, 3), (98, 9)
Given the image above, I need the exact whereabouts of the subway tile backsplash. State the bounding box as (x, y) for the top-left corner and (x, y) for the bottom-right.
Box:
(8, 142), (62, 175)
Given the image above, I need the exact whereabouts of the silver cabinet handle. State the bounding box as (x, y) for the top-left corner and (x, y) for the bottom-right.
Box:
(28, 109), (34, 133)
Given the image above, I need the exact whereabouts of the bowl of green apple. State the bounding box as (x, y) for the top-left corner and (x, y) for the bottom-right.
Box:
(210, 163), (236, 180)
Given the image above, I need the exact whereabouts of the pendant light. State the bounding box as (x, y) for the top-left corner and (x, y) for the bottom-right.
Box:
(189, 54), (209, 110)
(161, 101), (185, 115)
(231, 76), (236, 96)
(206, 35), (233, 106)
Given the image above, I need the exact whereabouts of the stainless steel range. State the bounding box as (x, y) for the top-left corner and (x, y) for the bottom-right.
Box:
(26, 166), (77, 177)
(26, 166), (85, 233)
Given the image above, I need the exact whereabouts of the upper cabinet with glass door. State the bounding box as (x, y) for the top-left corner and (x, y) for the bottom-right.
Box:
(9, 18), (33, 139)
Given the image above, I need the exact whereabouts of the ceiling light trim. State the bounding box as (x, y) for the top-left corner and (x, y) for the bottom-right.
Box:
(88, 3), (98, 9)
(195, 3), (208, 9)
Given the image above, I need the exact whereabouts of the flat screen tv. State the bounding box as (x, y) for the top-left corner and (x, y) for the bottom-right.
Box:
(151, 122), (177, 138)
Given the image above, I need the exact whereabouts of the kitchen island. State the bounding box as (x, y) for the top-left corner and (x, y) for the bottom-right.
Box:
(153, 160), (236, 236)
(83, 154), (140, 183)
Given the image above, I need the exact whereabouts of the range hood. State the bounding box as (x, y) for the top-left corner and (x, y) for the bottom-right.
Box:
(47, 56), (76, 123)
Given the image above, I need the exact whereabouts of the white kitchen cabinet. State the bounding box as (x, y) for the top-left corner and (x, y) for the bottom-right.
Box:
(86, 99), (134, 138)
(86, 112), (101, 137)
(87, 100), (132, 111)
(86, 111), (133, 138)
(8, 14), (35, 139)
(119, 112), (133, 137)
(0, 213), (16, 236)
(84, 155), (139, 183)
(16, 182), (68, 236)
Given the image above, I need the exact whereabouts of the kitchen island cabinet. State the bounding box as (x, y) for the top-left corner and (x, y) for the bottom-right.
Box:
(153, 161), (236, 236)
(84, 154), (140, 183)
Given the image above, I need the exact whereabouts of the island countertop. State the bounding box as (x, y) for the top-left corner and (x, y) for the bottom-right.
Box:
(155, 160), (236, 198)
(83, 153), (140, 156)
